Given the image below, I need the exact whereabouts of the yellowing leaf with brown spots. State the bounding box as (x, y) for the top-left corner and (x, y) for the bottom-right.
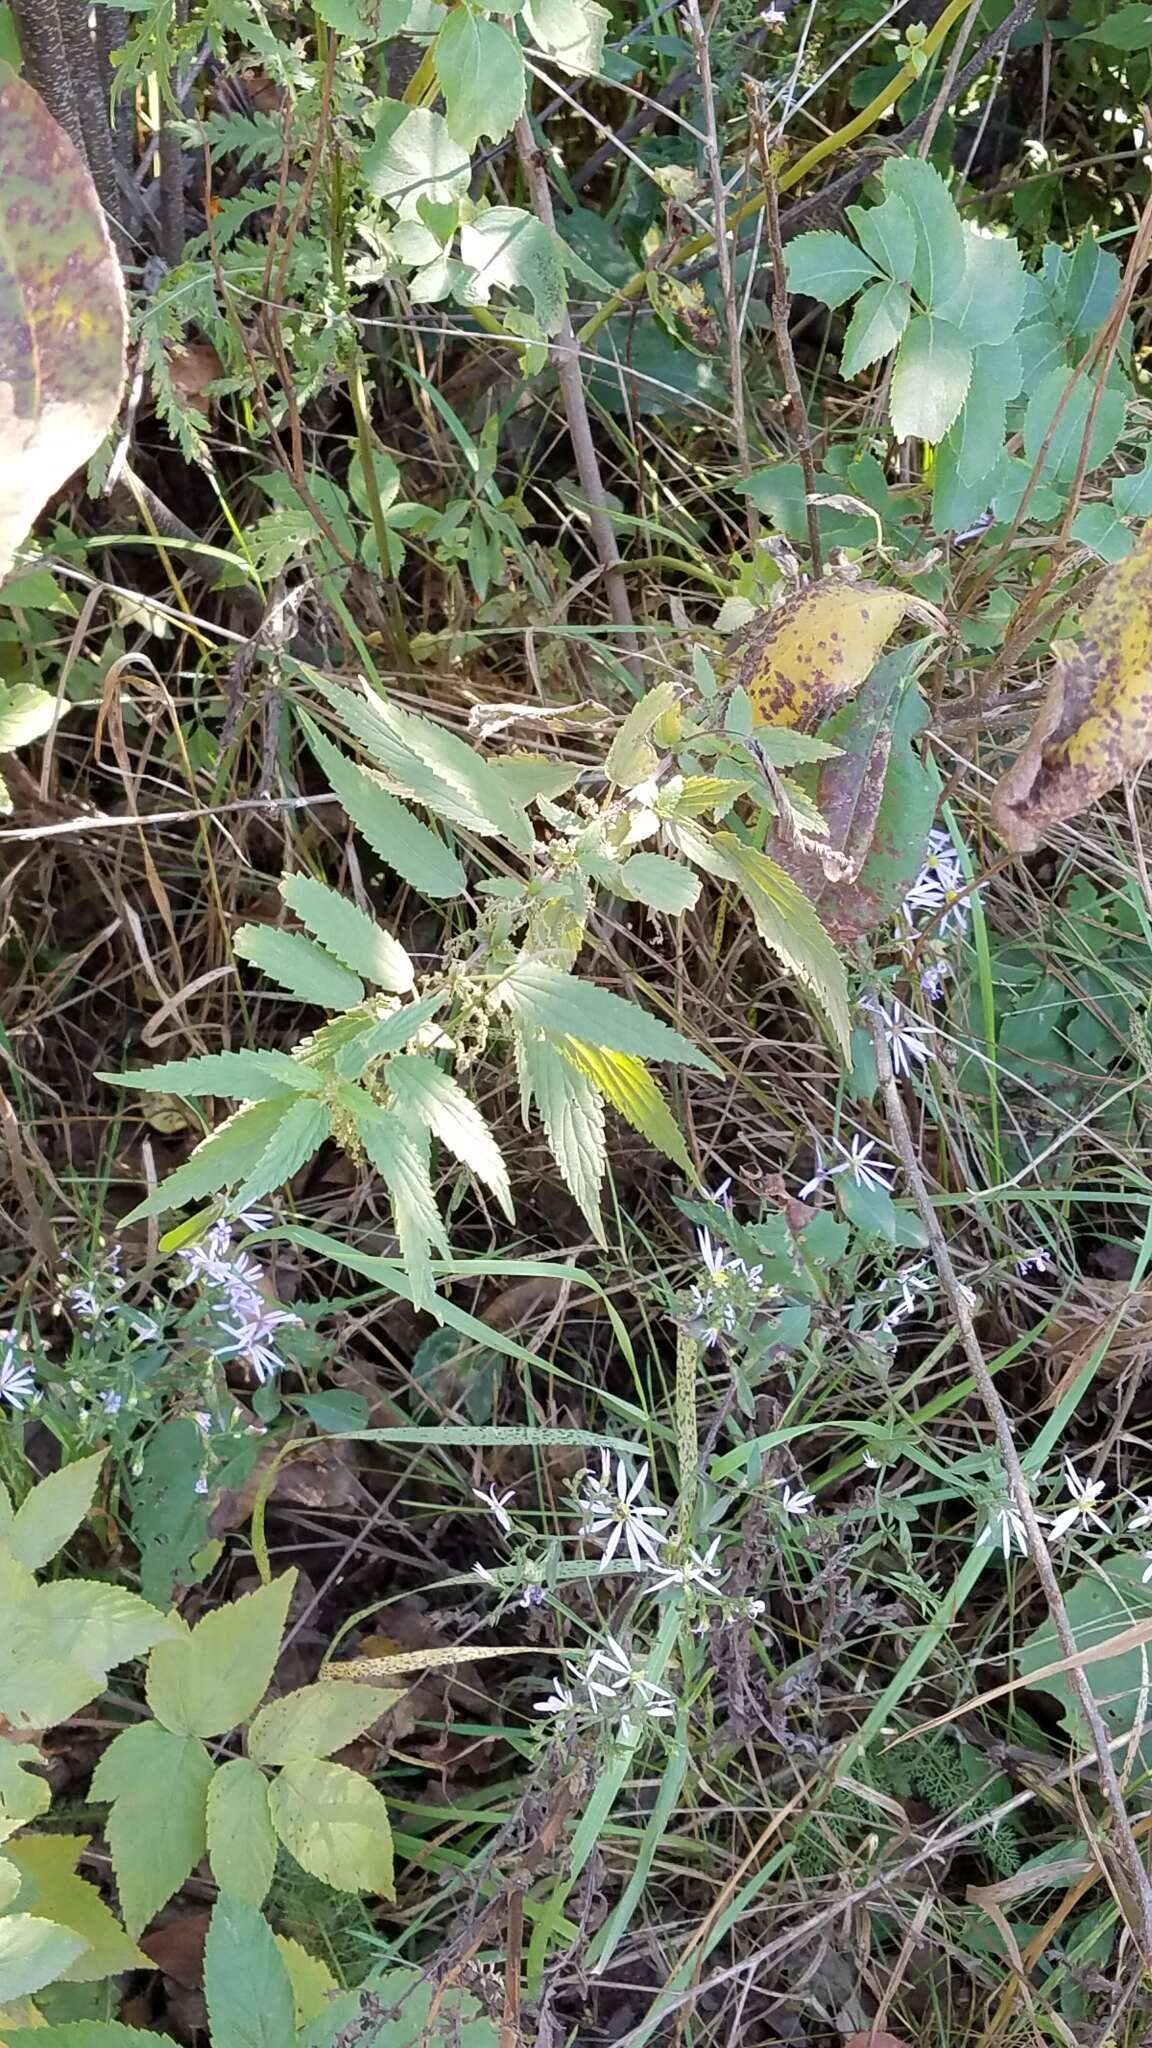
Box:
(727, 577), (913, 729)
(991, 525), (1152, 852)
(0, 65), (127, 587)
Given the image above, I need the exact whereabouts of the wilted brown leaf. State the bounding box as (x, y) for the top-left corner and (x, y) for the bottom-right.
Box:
(990, 525), (1152, 851)
(142, 1911), (211, 1990)
(727, 577), (916, 729)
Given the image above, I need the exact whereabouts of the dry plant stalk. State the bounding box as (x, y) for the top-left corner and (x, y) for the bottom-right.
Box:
(747, 83), (822, 575)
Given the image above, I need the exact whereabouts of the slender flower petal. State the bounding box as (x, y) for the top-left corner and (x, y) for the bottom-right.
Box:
(977, 1505), (1029, 1559)
(1046, 1458), (1110, 1544)
(473, 1484), (515, 1535)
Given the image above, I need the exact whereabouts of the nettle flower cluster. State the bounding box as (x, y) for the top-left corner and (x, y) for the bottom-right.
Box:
(979, 1457), (1152, 1576)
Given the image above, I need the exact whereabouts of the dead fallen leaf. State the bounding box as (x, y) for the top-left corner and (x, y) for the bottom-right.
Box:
(990, 525), (1152, 851)
(165, 341), (225, 417)
(727, 577), (924, 729)
(141, 1910), (211, 1988)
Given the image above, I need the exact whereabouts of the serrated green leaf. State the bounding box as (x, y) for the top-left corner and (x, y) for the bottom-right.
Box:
(0, 1916), (87, 2003)
(1086, 5), (1152, 49)
(278, 875), (414, 992)
(784, 231), (879, 310)
(204, 1894), (296, 2048)
(347, 1094), (446, 1310)
(90, 1724), (214, 1939)
(616, 851), (701, 915)
(98, 1049), (319, 1102)
(233, 925), (364, 1010)
(231, 1095), (332, 1213)
(1060, 232), (1122, 337)
(458, 209), (566, 335)
(4, 1834), (145, 1982)
(0, 1743), (51, 1840)
(14, 1581), (176, 1681)
(362, 104), (471, 220)
(605, 680), (678, 788)
(0, 683), (56, 753)
(890, 315), (971, 443)
(710, 832), (850, 1058)
(6, 1452), (105, 1571)
(555, 1038), (692, 1172)
(386, 1055), (513, 1221)
(146, 1571), (296, 1738)
(206, 1762), (277, 1910)
(274, 1938), (339, 2032)
(523, 0), (608, 72)
(267, 1760), (395, 1899)
(3, 2029), (179, 2048)
(303, 723), (467, 898)
(847, 192), (917, 285)
(1022, 365), (1127, 485)
(840, 279), (910, 379)
(434, 14), (525, 151)
(494, 960), (718, 1073)
(248, 1682), (400, 1764)
(934, 223), (1025, 346)
(948, 350), (1007, 486)
(518, 1033), (605, 1242)
(880, 157), (966, 310)
(333, 993), (447, 1080)
(313, 0), (409, 33)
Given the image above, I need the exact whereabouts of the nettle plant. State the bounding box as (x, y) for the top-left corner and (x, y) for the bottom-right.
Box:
(105, 670), (856, 1306)
(785, 158), (1142, 549)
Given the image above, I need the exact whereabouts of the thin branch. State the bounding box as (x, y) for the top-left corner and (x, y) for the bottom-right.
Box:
(513, 112), (641, 681)
(868, 1011), (1152, 1960)
(748, 87), (821, 574)
(681, 0), (755, 499)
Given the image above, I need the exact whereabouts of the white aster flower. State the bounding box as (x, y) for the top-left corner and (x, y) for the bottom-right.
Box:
(1129, 1494), (1152, 1532)
(1046, 1458), (1111, 1544)
(586, 1637), (676, 1722)
(863, 995), (935, 1079)
(473, 1483), (515, 1535)
(776, 1482), (815, 1517)
(977, 1504), (1029, 1559)
(644, 1535), (723, 1596)
(827, 1134), (894, 1195)
(920, 959), (951, 1003)
(0, 1345), (36, 1410)
(578, 1453), (668, 1571)
(1015, 1249), (1054, 1276)
(536, 1680), (577, 1717)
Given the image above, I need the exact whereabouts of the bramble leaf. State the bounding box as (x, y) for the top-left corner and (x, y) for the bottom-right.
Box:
(146, 1571), (297, 1738)
(204, 1895), (296, 2048)
(6, 1453), (105, 1572)
(248, 1681), (401, 1764)
(267, 1760), (395, 1899)
(206, 1760), (278, 1909)
(3, 1835), (144, 1982)
(90, 1723), (214, 1938)
(0, 1916), (87, 2003)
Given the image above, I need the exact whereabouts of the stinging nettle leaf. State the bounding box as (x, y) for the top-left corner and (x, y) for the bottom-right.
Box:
(518, 1032), (606, 1242)
(386, 1054), (514, 1221)
(889, 315), (972, 443)
(557, 1038), (691, 1173)
(606, 679), (679, 788)
(616, 851), (701, 915)
(98, 1049), (320, 1102)
(279, 873), (414, 993)
(304, 721), (468, 898)
(233, 924), (365, 1010)
(334, 992), (447, 1080)
(307, 683), (529, 844)
(146, 1570), (297, 1738)
(495, 960), (718, 1074)
(121, 1098), (294, 1226)
(230, 1094), (332, 1213)
(710, 833), (851, 1058)
(783, 231), (880, 311)
(347, 1093), (446, 1310)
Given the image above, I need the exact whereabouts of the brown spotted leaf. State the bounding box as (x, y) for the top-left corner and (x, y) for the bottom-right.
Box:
(991, 525), (1152, 852)
(727, 576), (918, 729)
(0, 64), (127, 586)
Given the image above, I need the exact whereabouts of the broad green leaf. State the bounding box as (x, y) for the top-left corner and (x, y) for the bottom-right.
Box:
(304, 724), (467, 898)
(90, 1724), (214, 1939)
(616, 851), (701, 915)
(710, 833), (850, 1058)
(362, 104), (471, 220)
(1022, 366), (1126, 485)
(492, 754), (581, 805)
(1059, 232), (1122, 338)
(267, 1760), (395, 1899)
(204, 1895), (296, 2048)
(7, 1453), (104, 1572)
(840, 279), (910, 379)
(0, 1744), (51, 1840)
(0, 1917), (87, 2004)
(1087, 4), (1152, 48)
(934, 223), (1026, 347)
(279, 875), (414, 993)
(14, 1581), (177, 1679)
(949, 352), (1007, 487)
(522, 0), (609, 72)
(784, 230), (879, 310)
(0, 684), (55, 754)
(847, 192), (917, 285)
(230, 1094), (332, 1212)
(1019, 1556), (1152, 1769)
(3, 2030), (179, 2048)
(334, 993), (447, 1080)
(248, 1682), (400, 1765)
(313, 0), (409, 32)
(458, 209), (566, 335)
(386, 1055), (513, 1221)
(206, 1760), (277, 1909)
(349, 1094), (446, 1309)
(4, 1835), (144, 1982)
(98, 1049), (318, 1102)
(146, 1571), (297, 1738)
(274, 1939), (338, 2031)
(1070, 500), (1133, 565)
(889, 315), (971, 443)
(233, 926), (364, 1010)
(434, 14), (525, 152)
(518, 1033), (605, 1242)
(880, 157), (966, 310)
(494, 960), (719, 1074)
(314, 680), (535, 851)
(0, 66), (127, 586)
(605, 680), (679, 788)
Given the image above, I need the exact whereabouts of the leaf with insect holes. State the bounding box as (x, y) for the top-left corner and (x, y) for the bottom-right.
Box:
(303, 725), (467, 899)
(517, 1032), (606, 1242)
(146, 1571), (296, 1738)
(206, 1760), (278, 1909)
(890, 315), (971, 442)
(120, 1098), (295, 1225)
(605, 679), (679, 787)
(204, 1895), (296, 2048)
(523, 0), (609, 73)
(233, 925), (365, 1010)
(458, 208), (567, 334)
(279, 874), (414, 992)
(363, 104), (471, 220)
(0, 66), (127, 587)
(267, 1760), (395, 1899)
(990, 523), (1152, 851)
(386, 1055), (513, 1221)
(347, 1092), (445, 1310)
(248, 1682), (401, 1765)
(97, 1049), (321, 1101)
(90, 1723), (215, 1939)
(5, 1452), (105, 1571)
(784, 231), (879, 310)
(709, 833), (850, 1058)
(555, 1038), (691, 1173)
(495, 960), (718, 1073)
(434, 14), (525, 151)
(726, 577), (912, 731)
(840, 280), (910, 380)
